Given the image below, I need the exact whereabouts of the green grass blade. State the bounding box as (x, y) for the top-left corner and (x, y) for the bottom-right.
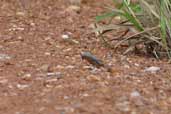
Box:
(122, 0), (144, 31)
(95, 12), (116, 22)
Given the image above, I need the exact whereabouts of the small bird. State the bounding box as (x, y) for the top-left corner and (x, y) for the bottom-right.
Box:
(81, 51), (104, 68)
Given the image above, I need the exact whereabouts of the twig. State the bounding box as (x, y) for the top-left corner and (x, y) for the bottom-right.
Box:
(114, 25), (160, 48)
(109, 28), (130, 41)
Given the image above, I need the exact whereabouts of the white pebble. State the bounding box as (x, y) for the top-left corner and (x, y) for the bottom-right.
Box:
(130, 91), (141, 98)
(0, 53), (11, 60)
(17, 84), (29, 89)
(62, 34), (69, 39)
(144, 66), (160, 73)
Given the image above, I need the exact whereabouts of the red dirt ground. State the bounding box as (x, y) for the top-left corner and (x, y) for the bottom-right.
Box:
(0, 0), (171, 114)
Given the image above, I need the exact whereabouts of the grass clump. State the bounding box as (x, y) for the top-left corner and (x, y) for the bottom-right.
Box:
(95, 0), (171, 59)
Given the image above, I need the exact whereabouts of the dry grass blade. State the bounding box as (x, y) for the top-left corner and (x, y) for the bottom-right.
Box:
(139, 0), (159, 19)
(114, 25), (160, 48)
(92, 24), (132, 35)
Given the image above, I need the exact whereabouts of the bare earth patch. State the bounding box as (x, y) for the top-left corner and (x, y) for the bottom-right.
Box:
(0, 0), (171, 114)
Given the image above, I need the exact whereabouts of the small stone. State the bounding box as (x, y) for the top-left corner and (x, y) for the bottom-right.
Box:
(65, 65), (75, 69)
(124, 64), (130, 68)
(0, 78), (8, 84)
(46, 78), (58, 83)
(130, 90), (141, 98)
(17, 84), (29, 90)
(46, 72), (62, 79)
(44, 52), (51, 56)
(30, 22), (35, 26)
(0, 53), (11, 61)
(114, 16), (121, 21)
(70, 39), (79, 44)
(107, 67), (121, 74)
(17, 36), (24, 41)
(16, 12), (25, 16)
(90, 67), (101, 74)
(17, 71), (25, 77)
(87, 75), (101, 82)
(82, 93), (89, 97)
(63, 48), (72, 52)
(44, 78), (58, 88)
(24, 73), (31, 77)
(21, 73), (32, 81)
(88, 23), (96, 29)
(64, 96), (69, 99)
(40, 64), (50, 72)
(56, 65), (65, 69)
(134, 63), (139, 67)
(144, 66), (160, 73)
(67, 5), (81, 13)
(62, 34), (79, 44)
(116, 101), (130, 112)
(62, 34), (70, 39)
(83, 65), (93, 70)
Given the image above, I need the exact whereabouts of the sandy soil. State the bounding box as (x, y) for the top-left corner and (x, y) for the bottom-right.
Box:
(0, 0), (171, 114)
